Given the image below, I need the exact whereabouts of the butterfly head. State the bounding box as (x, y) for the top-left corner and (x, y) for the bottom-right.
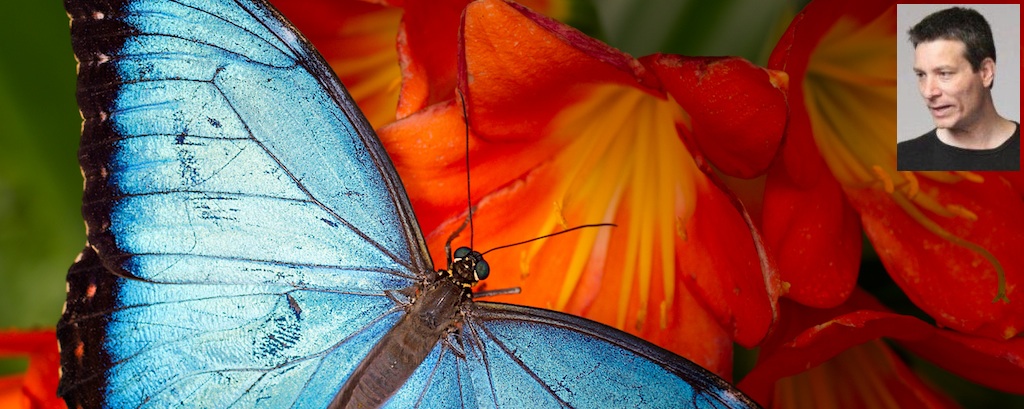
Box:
(447, 246), (490, 288)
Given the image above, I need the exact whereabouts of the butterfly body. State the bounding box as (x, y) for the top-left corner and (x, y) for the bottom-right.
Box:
(58, 0), (760, 407)
(335, 277), (462, 408)
(335, 249), (482, 408)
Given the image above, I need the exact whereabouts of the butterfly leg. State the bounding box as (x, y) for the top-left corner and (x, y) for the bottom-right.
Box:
(441, 331), (467, 360)
(383, 288), (414, 307)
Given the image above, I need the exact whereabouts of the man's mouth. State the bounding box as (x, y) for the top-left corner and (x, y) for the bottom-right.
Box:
(930, 104), (953, 117)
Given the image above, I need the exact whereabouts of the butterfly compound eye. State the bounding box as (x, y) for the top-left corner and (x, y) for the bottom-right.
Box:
(454, 247), (471, 259)
(474, 260), (490, 280)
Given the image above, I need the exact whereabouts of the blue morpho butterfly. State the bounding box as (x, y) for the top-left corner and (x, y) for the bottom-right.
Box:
(56, 0), (761, 407)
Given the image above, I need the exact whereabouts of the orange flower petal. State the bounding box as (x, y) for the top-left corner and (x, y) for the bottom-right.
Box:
(903, 326), (1024, 395)
(461, 0), (660, 142)
(394, 0), (470, 117)
(277, 0), (575, 128)
(766, 340), (958, 409)
(1, 377), (26, 409)
(377, 100), (477, 234)
(273, 0), (403, 128)
(739, 289), (1024, 405)
(380, 85), (746, 375)
(998, 171), (1024, 197)
(761, 133), (862, 308)
(849, 177), (1024, 339)
(396, 0), (575, 117)
(0, 329), (65, 409)
(739, 291), (945, 407)
(648, 54), (788, 179)
(762, 0), (887, 309)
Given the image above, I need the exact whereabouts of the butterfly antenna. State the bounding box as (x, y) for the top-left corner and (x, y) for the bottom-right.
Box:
(481, 223), (616, 256)
(457, 89), (474, 250)
(444, 89), (474, 266)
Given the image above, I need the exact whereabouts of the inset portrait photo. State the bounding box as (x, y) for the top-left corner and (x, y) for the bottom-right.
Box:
(896, 4), (1021, 171)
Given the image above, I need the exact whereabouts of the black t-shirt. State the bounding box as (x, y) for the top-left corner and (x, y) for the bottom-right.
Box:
(897, 122), (1020, 171)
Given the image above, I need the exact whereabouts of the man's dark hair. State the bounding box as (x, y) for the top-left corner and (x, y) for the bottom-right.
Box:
(908, 7), (996, 72)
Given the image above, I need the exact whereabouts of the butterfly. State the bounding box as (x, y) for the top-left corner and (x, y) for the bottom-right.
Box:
(56, 0), (761, 407)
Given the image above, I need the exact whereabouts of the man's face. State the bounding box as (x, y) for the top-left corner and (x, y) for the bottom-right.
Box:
(913, 39), (991, 131)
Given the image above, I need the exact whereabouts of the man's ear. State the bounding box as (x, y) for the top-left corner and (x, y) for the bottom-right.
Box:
(980, 57), (996, 88)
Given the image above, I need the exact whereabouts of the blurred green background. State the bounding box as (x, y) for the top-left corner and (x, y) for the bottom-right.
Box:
(0, 0), (1020, 407)
(0, 1), (82, 330)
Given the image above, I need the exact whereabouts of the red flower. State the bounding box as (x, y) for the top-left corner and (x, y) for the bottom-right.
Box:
(378, 0), (787, 377)
(0, 329), (65, 409)
(273, 0), (572, 128)
(767, 0), (1022, 339)
(744, 0), (1024, 405)
(738, 289), (1024, 407)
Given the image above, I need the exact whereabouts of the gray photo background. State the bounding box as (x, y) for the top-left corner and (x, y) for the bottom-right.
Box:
(896, 4), (1020, 143)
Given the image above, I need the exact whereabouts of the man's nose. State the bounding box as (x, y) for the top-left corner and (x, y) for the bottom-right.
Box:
(921, 76), (941, 99)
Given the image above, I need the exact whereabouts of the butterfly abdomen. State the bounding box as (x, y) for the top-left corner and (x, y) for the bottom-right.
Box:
(330, 278), (466, 408)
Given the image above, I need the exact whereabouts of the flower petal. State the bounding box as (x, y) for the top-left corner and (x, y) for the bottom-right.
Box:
(648, 54), (788, 179)
(903, 326), (1024, 395)
(460, 0), (659, 142)
(739, 289), (1024, 404)
(380, 85), (746, 375)
(761, 132), (862, 308)
(849, 178), (1024, 339)
(765, 340), (958, 409)
(761, 0), (876, 309)
(277, 0), (576, 128)
(274, 0), (404, 128)
(0, 329), (64, 409)
(393, 0), (470, 117)
(739, 291), (948, 407)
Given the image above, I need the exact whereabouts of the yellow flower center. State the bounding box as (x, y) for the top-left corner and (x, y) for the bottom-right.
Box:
(520, 85), (697, 330)
(326, 7), (403, 129)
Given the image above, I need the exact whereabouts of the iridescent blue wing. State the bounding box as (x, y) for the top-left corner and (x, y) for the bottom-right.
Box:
(57, 0), (430, 407)
(381, 303), (760, 408)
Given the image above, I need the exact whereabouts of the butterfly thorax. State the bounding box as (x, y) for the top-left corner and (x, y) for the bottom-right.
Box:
(329, 248), (489, 408)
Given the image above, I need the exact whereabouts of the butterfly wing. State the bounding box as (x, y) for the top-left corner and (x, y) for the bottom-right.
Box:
(58, 0), (430, 407)
(377, 302), (760, 408)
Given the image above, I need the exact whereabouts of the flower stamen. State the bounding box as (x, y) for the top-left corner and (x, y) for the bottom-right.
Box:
(871, 165), (894, 193)
(891, 193), (1008, 303)
(899, 171), (919, 199)
(529, 85), (693, 331)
